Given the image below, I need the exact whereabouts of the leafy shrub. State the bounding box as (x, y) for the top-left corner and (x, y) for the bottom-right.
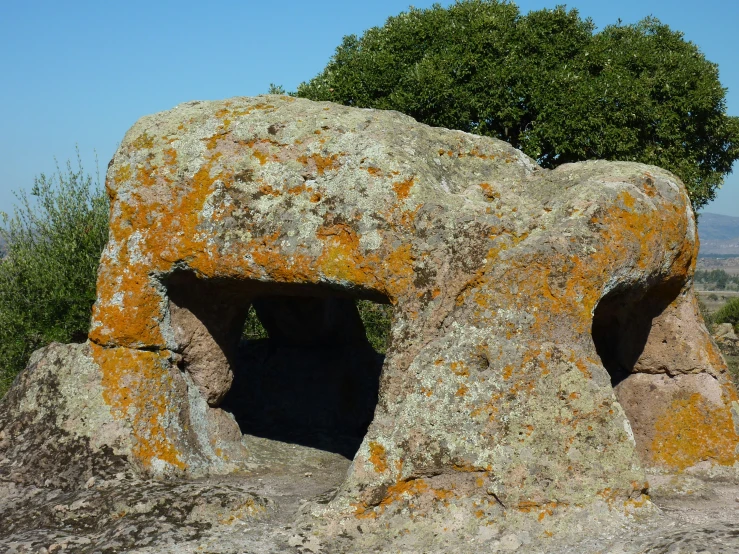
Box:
(242, 305), (268, 340)
(357, 300), (393, 353)
(0, 154), (108, 398)
(713, 297), (739, 330)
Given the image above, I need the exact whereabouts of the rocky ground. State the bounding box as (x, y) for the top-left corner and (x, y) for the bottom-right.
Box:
(2, 433), (739, 554)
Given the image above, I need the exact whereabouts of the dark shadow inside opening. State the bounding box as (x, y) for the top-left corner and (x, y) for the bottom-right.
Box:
(165, 271), (390, 459)
(224, 295), (386, 458)
(591, 280), (680, 387)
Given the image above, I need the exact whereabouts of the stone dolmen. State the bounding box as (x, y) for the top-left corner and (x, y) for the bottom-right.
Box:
(1, 96), (737, 552)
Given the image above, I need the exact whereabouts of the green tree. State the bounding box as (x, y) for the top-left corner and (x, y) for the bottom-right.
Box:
(714, 297), (739, 330)
(356, 300), (393, 353)
(297, 0), (739, 210)
(0, 153), (108, 397)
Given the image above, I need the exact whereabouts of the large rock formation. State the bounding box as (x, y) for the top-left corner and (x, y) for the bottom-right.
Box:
(2, 95), (738, 551)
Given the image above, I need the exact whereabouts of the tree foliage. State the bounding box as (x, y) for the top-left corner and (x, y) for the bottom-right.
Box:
(0, 154), (108, 397)
(297, 0), (739, 210)
(694, 268), (737, 290)
(714, 297), (739, 330)
(356, 300), (393, 353)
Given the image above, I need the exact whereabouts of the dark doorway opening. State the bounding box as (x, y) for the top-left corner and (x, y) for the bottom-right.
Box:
(223, 295), (387, 458)
(591, 280), (680, 387)
(165, 272), (391, 459)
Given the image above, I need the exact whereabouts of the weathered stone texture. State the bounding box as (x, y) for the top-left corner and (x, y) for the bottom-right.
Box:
(2, 96), (739, 549)
(0, 343), (134, 490)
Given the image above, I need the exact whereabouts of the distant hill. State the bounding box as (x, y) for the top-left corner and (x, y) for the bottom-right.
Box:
(698, 212), (739, 256)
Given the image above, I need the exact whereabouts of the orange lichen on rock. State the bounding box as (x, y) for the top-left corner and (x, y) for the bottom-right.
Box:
(90, 343), (185, 471)
(368, 442), (389, 473)
(297, 152), (340, 175)
(651, 392), (739, 470)
(392, 177), (415, 200)
(353, 478), (432, 519)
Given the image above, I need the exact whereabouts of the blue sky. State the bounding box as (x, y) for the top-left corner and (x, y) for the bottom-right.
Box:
(1, 0), (738, 217)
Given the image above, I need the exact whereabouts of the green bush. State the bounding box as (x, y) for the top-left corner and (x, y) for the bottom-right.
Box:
(356, 300), (393, 354)
(713, 297), (739, 330)
(0, 153), (108, 398)
(242, 305), (268, 340)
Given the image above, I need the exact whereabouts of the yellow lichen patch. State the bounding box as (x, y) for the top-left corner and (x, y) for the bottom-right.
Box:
(640, 174), (659, 197)
(574, 359), (592, 380)
(258, 183), (281, 196)
(392, 177), (415, 200)
(651, 392), (739, 470)
(317, 224), (376, 285)
(135, 165), (158, 188)
(623, 494), (650, 510)
(467, 147), (495, 160)
(248, 232), (316, 283)
(240, 138), (285, 165)
(131, 132), (155, 150)
(296, 152), (340, 175)
(90, 343), (185, 470)
(382, 243), (415, 297)
(163, 148), (177, 166)
(368, 441), (388, 473)
(619, 190), (636, 209)
(353, 478), (431, 519)
(250, 147), (268, 165)
(470, 390), (504, 422)
(455, 385), (469, 397)
(112, 164), (132, 186)
(433, 488), (455, 501)
(363, 166), (382, 176)
(479, 183), (500, 201)
(204, 134), (222, 151)
(218, 498), (267, 524)
(516, 500), (565, 521)
(92, 146), (230, 345)
(286, 183), (315, 196)
(449, 361), (470, 377)
(397, 204), (423, 233)
(502, 364), (514, 380)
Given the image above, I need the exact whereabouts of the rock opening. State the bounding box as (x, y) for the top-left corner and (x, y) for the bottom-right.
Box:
(165, 271), (387, 458)
(591, 280), (681, 387)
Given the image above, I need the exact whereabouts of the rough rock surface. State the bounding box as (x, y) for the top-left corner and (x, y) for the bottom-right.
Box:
(715, 322), (738, 342)
(2, 95), (739, 552)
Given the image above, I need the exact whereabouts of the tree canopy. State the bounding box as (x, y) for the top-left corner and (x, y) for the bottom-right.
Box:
(296, 0), (739, 210)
